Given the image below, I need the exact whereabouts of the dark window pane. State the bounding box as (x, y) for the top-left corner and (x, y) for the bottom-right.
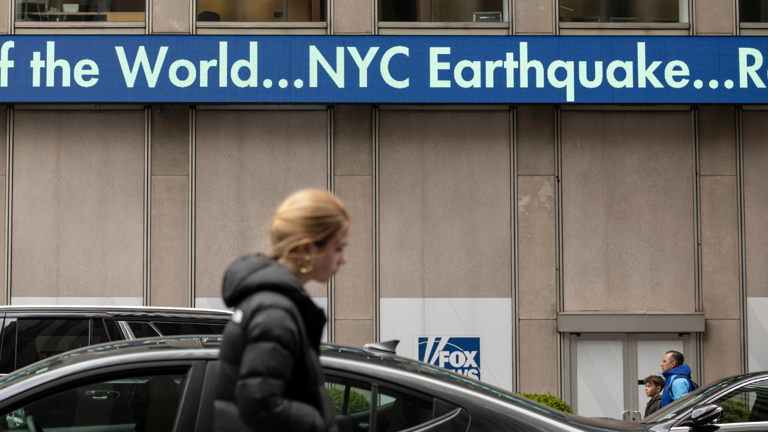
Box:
(91, 319), (109, 345)
(0, 319), (16, 374)
(376, 386), (433, 431)
(126, 322), (160, 339)
(741, 0), (768, 22)
(152, 322), (226, 336)
(16, 320), (89, 368)
(104, 319), (123, 342)
(0, 373), (187, 430)
(713, 380), (768, 423)
(197, 0), (326, 22)
(380, 0), (506, 22)
(15, 0), (145, 22)
(559, 0), (684, 24)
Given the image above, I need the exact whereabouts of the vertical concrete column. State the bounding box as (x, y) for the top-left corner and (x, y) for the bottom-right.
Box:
(333, 106), (374, 347)
(0, 0), (10, 34)
(695, 0), (736, 35)
(698, 106), (742, 383)
(333, 0), (373, 34)
(150, 105), (190, 307)
(514, 0), (554, 34)
(0, 108), (6, 305)
(152, 0), (192, 34)
(517, 106), (559, 394)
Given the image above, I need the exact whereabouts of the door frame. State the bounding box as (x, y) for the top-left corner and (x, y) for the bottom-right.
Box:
(566, 332), (698, 421)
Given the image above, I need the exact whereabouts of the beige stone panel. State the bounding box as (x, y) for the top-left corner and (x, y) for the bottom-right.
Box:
(562, 111), (695, 311)
(335, 319), (372, 348)
(517, 106), (554, 176)
(0, 176), (4, 304)
(152, 0), (190, 34)
(380, 111), (512, 298)
(151, 176), (189, 307)
(195, 110), (327, 299)
(12, 111), (144, 298)
(695, 0), (734, 35)
(699, 106), (736, 176)
(335, 105), (372, 176)
(743, 112), (768, 298)
(701, 176), (739, 319)
(0, 108), (7, 176)
(334, 176), (372, 319)
(0, 0), (8, 34)
(152, 105), (189, 176)
(333, 0), (372, 34)
(515, 0), (553, 34)
(518, 176), (556, 319)
(703, 319), (742, 385)
(519, 319), (558, 395)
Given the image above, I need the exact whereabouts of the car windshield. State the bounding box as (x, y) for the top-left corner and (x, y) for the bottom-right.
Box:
(641, 376), (739, 424)
(0, 336), (223, 392)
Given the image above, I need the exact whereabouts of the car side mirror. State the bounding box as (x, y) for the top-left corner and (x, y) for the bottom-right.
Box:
(691, 403), (723, 426)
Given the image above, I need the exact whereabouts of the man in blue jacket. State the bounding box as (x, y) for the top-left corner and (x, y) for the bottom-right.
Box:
(660, 350), (696, 408)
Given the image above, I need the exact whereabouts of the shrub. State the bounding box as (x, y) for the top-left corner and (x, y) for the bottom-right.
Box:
(327, 387), (372, 414)
(719, 399), (749, 424)
(519, 392), (575, 414)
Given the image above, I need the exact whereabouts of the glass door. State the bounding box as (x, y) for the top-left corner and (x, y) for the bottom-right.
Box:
(570, 333), (693, 422)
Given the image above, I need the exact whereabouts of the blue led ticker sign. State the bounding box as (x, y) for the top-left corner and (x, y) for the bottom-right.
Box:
(1, 35), (768, 103)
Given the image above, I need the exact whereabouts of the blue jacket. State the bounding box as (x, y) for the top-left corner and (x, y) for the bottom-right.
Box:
(661, 364), (693, 407)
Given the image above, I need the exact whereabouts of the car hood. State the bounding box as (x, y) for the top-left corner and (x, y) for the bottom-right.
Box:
(564, 414), (650, 432)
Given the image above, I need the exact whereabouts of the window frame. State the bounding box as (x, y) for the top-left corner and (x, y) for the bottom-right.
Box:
(0, 360), (203, 432)
(194, 0), (329, 35)
(556, 0), (693, 36)
(12, 0), (148, 34)
(375, 0), (512, 35)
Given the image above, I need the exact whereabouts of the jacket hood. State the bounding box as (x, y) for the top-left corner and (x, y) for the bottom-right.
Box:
(662, 364), (692, 378)
(221, 254), (327, 347)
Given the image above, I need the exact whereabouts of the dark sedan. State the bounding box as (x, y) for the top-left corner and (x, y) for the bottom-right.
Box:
(0, 335), (650, 432)
(642, 372), (768, 432)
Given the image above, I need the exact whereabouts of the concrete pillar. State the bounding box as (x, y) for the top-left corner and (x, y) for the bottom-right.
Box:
(517, 106), (559, 394)
(150, 105), (190, 307)
(152, 0), (191, 34)
(695, 0), (736, 35)
(514, 0), (554, 35)
(333, 105), (374, 347)
(698, 106), (742, 383)
(0, 0), (10, 34)
(333, 0), (373, 34)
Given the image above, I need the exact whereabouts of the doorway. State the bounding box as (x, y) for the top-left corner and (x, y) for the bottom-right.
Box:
(568, 333), (696, 422)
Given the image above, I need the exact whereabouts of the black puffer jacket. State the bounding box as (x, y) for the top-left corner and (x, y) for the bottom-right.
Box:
(214, 254), (338, 432)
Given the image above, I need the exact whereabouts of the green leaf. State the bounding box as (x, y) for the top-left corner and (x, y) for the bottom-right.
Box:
(519, 392), (575, 414)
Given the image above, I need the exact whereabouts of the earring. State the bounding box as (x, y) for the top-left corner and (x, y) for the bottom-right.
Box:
(299, 255), (314, 274)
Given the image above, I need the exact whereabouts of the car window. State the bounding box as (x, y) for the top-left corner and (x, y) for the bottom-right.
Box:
(152, 322), (226, 336)
(0, 372), (188, 431)
(325, 375), (373, 430)
(92, 319), (110, 345)
(126, 322), (161, 339)
(376, 386), (433, 431)
(712, 380), (768, 424)
(0, 319), (17, 374)
(16, 319), (90, 368)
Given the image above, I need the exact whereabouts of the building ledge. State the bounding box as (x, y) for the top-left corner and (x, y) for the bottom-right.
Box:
(557, 311), (705, 333)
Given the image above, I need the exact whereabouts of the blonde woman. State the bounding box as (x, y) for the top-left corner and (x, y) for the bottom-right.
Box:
(214, 189), (348, 432)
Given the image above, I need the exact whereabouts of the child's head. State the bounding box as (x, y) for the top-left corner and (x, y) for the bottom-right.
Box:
(644, 375), (665, 398)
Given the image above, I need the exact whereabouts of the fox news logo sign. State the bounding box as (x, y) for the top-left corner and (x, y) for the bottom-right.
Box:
(416, 336), (481, 380)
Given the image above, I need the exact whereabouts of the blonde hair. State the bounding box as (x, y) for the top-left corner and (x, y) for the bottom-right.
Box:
(268, 189), (351, 260)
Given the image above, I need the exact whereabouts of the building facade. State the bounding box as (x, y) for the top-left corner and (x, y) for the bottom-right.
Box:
(0, 0), (767, 422)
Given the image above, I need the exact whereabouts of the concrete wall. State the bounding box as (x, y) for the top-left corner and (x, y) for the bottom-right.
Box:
(11, 110), (145, 303)
(194, 110), (328, 307)
(561, 111), (695, 312)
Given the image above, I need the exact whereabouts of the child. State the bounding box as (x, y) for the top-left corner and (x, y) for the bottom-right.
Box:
(644, 375), (666, 418)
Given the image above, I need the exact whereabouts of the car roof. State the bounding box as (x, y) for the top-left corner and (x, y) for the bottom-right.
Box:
(0, 305), (232, 320)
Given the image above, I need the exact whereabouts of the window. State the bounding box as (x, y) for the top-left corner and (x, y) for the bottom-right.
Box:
(380, 0), (507, 22)
(741, 0), (768, 22)
(16, 0), (145, 22)
(197, 0), (326, 22)
(325, 375), (438, 431)
(712, 380), (768, 424)
(126, 322), (161, 339)
(152, 322), (226, 337)
(16, 319), (90, 367)
(91, 319), (110, 345)
(0, 372), (187, 431)
(559, 0), (688, 23)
